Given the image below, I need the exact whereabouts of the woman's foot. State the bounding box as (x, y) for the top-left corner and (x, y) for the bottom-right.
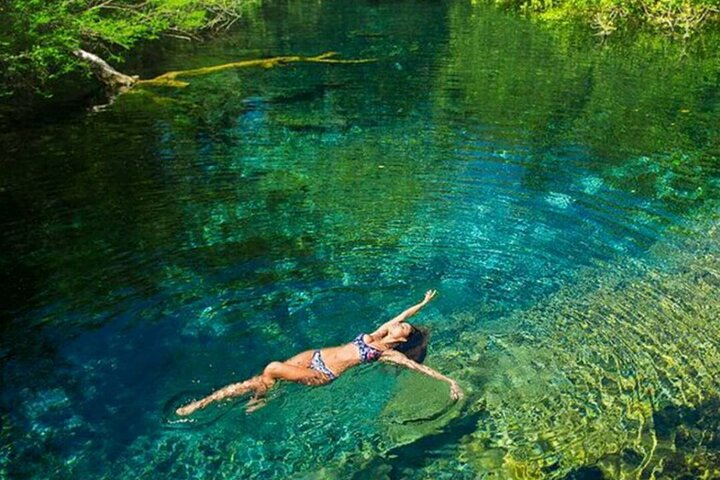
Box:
(176, 404), (197, 416)
(176, 397), (212, 416)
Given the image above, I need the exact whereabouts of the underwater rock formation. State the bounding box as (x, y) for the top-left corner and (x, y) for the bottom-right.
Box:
(377, 210), (720, 479)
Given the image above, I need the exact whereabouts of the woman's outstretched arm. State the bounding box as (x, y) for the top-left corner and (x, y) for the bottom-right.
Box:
(379, 350), (463, 400)
(370, 290), (437, 337)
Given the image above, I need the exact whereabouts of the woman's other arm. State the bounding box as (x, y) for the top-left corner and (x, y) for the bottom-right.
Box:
(369, 290), (437, 337)
(380, 350), (463, 400)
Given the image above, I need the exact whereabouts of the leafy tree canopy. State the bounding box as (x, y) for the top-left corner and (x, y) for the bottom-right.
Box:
(0, 0), (256, 99)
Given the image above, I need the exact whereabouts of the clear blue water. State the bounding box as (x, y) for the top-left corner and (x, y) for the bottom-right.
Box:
(1, 0), (720, 478)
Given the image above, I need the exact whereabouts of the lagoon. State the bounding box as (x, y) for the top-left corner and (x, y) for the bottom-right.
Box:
(1, 0), (720, 478)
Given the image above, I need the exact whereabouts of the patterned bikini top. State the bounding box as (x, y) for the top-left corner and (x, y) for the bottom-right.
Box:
(352, 333), (383, 363)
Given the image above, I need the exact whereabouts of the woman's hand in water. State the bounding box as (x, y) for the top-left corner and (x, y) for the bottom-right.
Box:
(423, 289), (438, 304)
(450, 381), (464, 401)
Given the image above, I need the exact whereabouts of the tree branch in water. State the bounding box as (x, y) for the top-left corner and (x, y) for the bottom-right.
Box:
(75, 49), (375, 93)
(136, 52), (375, 88)
(73, 49), (139, 93)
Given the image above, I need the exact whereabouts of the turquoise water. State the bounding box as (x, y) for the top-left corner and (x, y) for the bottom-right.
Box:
(2, 0), (720, 478)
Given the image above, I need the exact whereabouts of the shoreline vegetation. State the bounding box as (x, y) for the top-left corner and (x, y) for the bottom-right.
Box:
(0, 0), (719, 117)
(493, 0), (719, 39)
(0, 0), (262, 117)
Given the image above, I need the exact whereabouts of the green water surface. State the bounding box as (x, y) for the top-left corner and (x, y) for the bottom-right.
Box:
(1, 0), (720, 478)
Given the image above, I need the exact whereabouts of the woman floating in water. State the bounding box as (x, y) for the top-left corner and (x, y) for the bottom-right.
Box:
(176, 290), (463, 415)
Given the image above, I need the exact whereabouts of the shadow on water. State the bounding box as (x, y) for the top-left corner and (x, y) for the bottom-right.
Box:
(349, 410), (485, 480)
(563, 466), (606, 480)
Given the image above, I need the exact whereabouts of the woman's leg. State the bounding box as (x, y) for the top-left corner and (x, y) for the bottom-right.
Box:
(282, 350), (314, 367)
(258, 361), (326, 389)
(244, 352), (321, 413)
(175, 357), (324, 416)
(175, 377), (263, 416)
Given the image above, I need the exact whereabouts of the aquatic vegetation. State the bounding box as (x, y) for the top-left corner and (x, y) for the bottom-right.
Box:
(410, 209), (720, 479)
(380, 372), (464, 445)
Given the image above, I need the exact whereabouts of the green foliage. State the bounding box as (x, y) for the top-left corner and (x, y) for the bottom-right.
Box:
(0, 0), (258, 100)
(491, 0), (720, 37)
(0, 1), (78, 98)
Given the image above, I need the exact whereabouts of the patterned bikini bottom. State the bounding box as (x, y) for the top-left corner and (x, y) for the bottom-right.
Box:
(309, 350), (337, 381)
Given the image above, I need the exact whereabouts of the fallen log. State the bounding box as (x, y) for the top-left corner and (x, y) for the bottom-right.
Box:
(138, 51), (375, 88)
(73, 49), (139, 93)
(74, 49), (375, 95)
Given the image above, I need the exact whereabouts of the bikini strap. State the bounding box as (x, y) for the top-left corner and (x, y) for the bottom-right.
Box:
(353, 333), (383, 363)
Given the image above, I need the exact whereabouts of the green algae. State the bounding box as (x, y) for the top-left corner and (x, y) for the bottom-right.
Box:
(379, 371), (465, 445)
(409, 210), (720, 479)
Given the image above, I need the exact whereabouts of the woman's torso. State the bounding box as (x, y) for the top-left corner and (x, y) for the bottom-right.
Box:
(319, 334), (383, 376)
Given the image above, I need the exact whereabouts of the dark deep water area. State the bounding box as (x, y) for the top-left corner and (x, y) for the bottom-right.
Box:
(1, 0), (720, 478)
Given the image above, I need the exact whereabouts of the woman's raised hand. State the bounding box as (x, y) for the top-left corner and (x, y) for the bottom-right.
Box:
(450, 381), (464, 401)
(423, 289), (438, 304)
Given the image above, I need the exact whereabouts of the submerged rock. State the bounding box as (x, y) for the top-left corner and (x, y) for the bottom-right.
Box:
(440, 210), (720, 479)
(379, 371), (463, 445)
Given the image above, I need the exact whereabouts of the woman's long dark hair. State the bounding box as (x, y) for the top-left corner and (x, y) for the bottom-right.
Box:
(394, 325), (430, 363)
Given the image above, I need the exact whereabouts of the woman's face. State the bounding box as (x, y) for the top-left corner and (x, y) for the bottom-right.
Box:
(390, 322), (413, 341)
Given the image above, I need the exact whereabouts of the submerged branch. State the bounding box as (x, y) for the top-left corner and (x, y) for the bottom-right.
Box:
(136, 52), (375, 88)
(75, 49), (375, 99)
